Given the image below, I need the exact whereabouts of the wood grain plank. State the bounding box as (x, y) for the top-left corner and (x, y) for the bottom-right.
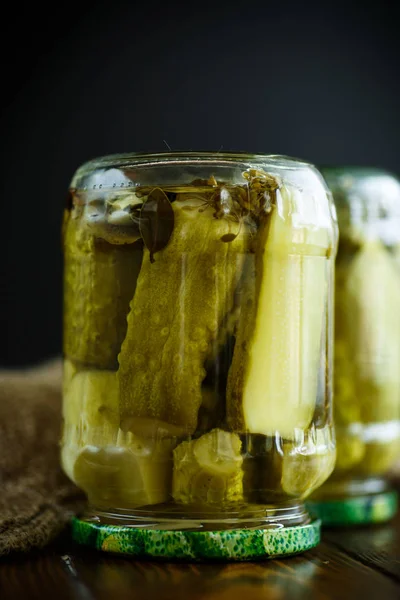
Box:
(304, 542), (400, 599)
(324, 514), (400, 582)
(1, 538), (399, 600)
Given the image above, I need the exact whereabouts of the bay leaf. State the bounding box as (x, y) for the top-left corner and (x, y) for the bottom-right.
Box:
(139, 188), (174, 263)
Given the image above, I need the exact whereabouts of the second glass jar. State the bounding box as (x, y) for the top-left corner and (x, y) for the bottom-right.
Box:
(309, 166), (400, 525)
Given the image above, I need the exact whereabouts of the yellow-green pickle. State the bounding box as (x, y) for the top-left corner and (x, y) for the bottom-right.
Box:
(308, 167), (400, 526)
(61, 152), (338, 560)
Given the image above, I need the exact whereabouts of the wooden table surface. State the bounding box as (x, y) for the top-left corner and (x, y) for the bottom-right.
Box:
(1, 509), (400, 600)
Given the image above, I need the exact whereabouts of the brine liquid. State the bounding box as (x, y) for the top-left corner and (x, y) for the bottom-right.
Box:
(62, 178), (335, 528)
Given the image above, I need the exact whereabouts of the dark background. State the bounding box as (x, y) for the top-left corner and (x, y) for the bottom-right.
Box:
(1, 1), (399, 367)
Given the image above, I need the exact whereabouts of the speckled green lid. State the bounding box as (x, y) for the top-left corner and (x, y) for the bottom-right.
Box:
(307, 490), (398, 527)
(71, 517), (321, 561)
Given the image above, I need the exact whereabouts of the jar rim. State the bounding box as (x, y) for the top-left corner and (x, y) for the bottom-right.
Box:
(72, 151), (315, 180)
(321, 165), (397, 180)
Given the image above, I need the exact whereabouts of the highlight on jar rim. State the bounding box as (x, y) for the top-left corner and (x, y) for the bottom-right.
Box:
(61, 152), (338, 560)
(308, 166), (400, 526)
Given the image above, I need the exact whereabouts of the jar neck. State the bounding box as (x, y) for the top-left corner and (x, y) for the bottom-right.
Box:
(84, 501), (311, 530)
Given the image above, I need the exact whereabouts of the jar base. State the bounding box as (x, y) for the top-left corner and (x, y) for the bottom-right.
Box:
(306, 490), (398, 527)
(70, 516), (321, 561)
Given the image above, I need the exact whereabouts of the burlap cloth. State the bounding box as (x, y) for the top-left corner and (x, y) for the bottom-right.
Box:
(0, 359), (85, 556)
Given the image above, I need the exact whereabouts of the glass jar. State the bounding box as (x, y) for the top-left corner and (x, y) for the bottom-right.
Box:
(61, 152), (337, 560)
(309, 167), (400, 526)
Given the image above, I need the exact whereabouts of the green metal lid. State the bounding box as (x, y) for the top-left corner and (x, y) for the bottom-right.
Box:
(71, 517), (321, 561)
(307, 490), (398, 527)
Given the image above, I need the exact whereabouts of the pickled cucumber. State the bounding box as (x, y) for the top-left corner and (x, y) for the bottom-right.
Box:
(64, 212), (143, 369)
(343, 240), (400, 424)
(227, 186), (331, 439)
(281, 428), (336, 497)
(360, 439), (400, 475)
(63, 358), (78, 398)
(395, 244), (400, 270)
(334, 431), (366, 473)
(333, 428), (400, 476)
(118, 199), (248, 436)
(334, 341), (361, 426)
(172, 429), (243, 506)
(61, 370), (175, 508)
(72, 435), (175, 509)
(332, 239), (400, 480)
(282, 451), (335, 498)
(61, 369), (121, 482)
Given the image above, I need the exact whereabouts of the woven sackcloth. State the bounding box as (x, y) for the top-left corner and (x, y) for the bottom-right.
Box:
(0, 358), (84, 555)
